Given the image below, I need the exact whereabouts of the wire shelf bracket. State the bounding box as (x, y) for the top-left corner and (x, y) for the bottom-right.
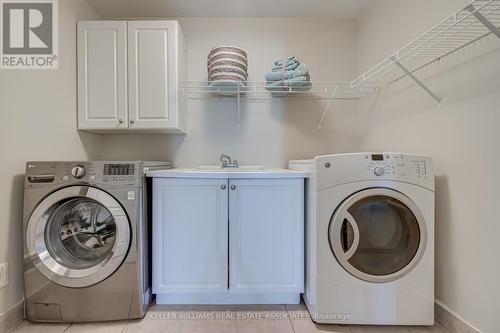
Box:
(466, 4), (500, 39)
(236, 84), (241, 128)
(317, 86), (338, 130)
(351, 0), (500, 106)
(391, 56), (443, 105)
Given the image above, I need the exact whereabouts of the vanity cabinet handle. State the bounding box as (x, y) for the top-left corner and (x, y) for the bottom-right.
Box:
(231, 185), (236, 190)
(221, 184), (226, 190)
(118, 118), (124, 124)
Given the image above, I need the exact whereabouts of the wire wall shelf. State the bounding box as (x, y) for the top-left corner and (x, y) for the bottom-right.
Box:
(179, 81), (378, 129)
(179, 81), (378, 100)
(351, 0), (500, 103)
(179, 0), (500, 127)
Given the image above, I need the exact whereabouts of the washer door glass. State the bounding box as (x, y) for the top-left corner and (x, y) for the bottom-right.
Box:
(45, 198), (116, 270)
(329, 188), (427, 283)
(27, 186), (131, 288)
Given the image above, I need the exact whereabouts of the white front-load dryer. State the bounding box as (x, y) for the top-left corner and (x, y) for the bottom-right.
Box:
(289, 153), (434, 325)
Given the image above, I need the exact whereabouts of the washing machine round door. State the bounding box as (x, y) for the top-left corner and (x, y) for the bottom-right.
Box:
(26, 186), (131, 288)
(328, 188), (427, 283)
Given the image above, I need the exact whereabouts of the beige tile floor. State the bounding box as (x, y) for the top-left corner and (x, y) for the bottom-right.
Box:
(10, 303), (451, 333)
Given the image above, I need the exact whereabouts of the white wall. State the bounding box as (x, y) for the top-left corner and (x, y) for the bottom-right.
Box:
(97, 18), (360, 167)
(0, 0), (101, 316)
(358, 1), (500, 332)
(5, 2), (496, 330)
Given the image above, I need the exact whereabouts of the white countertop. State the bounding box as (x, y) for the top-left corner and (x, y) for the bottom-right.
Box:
(146, 168), (309, 179)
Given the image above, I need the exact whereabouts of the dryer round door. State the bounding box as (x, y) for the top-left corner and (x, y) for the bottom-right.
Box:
(328, 188), (427, 283)
(26, 186), (131, 288)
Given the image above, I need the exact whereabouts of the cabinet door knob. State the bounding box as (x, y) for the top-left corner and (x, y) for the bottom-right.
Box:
(118, 118), (124, 124)
(230, 185), (236, 190)
(221, 184), (226, 190)
(130, 119), (135, 124)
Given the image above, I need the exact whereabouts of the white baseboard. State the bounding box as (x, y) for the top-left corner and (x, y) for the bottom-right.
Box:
(156, 293), (300, 305)
(0, 301), (24, 333)
(435, 299), (481, 333)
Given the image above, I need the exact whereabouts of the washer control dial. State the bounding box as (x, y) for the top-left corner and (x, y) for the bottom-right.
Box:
(374, 167), (385, 176)
(71, 165), (86, 179)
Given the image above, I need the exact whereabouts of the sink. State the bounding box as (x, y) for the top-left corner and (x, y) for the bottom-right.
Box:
(191, 165), (266, 172)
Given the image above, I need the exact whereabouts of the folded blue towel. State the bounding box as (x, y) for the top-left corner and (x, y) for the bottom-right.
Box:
(274, 57), (295, 66)
(265, 63), (309, 81)
(266, 75), (310, 85)
(273, 59), (298, 68)
(271, 61), (300, 72)
(265, 76), (312, 92)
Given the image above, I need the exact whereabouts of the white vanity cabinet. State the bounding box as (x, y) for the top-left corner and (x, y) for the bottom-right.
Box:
(77, 20), (186, 134)
(152, 176), (304, 304)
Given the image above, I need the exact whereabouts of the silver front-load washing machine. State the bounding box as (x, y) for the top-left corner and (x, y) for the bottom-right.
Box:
(23, 161), (170, 322)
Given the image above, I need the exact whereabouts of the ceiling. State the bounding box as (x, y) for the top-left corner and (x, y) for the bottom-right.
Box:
(86, 0), (371, 19)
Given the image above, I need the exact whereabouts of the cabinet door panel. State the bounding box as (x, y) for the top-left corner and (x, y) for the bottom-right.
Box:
(229, 179), (304, 294)
(77, 21), (127, 129)
(128, 21), (177, 129)
(153, 178), (228, 294)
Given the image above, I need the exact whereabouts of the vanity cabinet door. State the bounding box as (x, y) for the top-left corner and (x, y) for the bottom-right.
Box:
(77, 21), (128, 130)
(153, 178), (229, 294)
(228, 179), (304, 294)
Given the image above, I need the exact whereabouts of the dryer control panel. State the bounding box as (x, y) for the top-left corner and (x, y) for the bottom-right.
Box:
(314, 153), (434, 192)
(364, 154), (430, 180)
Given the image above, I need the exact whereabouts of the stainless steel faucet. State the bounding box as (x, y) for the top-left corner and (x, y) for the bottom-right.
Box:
(219, 154), (239, 168)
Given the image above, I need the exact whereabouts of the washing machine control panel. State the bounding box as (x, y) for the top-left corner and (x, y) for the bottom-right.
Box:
(65, 162), (138, 185)
(25, 161), (141, 188)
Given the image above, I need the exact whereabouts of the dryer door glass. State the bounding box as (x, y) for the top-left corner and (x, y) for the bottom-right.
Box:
(346, 195), (420, 276)
(329, 188), (427, 283)
(44, 198), (117, 270)
(26, 186), (131, 288)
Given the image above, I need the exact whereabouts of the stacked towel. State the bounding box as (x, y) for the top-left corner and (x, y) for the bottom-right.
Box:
(265, 56), (311, 92)
(271, 58), (300, 72)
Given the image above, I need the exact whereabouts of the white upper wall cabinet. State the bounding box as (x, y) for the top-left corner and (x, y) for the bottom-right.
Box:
(77, 20), (187, 134)
(128, 21), (185, 131)
(77, 21), (128, 130)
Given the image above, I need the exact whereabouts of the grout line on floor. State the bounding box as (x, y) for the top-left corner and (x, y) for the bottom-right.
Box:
(119, 320), (128, 333)
(63, 322), (73, 332)
(7, 321), (24, 333)
(284, 304), (297, 333)
(436, 321), (453, 333)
